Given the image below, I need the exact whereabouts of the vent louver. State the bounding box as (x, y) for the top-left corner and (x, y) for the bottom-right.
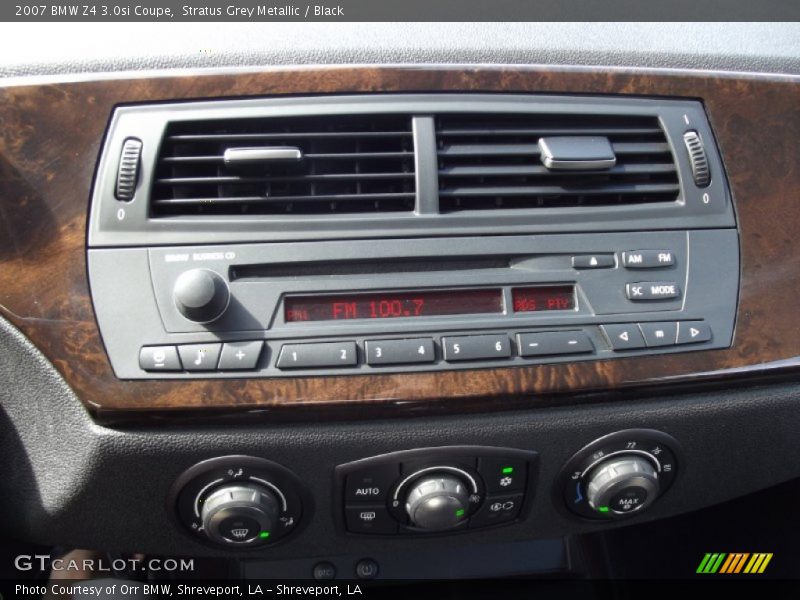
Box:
(151, 115), (416, 216)
(435, 114), (679, 212)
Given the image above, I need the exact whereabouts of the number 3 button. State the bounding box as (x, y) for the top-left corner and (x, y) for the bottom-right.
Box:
(365, 338), (435, 365)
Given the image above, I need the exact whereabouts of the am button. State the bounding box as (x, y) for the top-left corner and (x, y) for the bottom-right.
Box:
(622, 250), (675, 268)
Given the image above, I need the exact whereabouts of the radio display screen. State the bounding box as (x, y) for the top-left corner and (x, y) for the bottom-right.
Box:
(284, 289), (504, 322)
(512, 285), (576, 312)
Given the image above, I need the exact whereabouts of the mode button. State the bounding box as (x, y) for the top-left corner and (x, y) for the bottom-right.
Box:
(626, 282), (681, 301)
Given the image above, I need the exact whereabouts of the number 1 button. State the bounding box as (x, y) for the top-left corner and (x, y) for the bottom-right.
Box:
(276, 342), (358, 369)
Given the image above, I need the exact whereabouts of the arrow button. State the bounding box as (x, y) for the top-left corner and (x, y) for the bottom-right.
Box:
(676, 321), (712, 345)
(601, 324), (646, 351)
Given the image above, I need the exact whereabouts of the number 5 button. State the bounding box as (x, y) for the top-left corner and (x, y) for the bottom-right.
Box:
(442, 334), (512, 362)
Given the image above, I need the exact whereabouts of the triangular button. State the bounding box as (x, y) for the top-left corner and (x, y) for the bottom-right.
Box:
(690, 327), (700, 338)
(619, 331), (629, 342)
(590, 256), (598, 266)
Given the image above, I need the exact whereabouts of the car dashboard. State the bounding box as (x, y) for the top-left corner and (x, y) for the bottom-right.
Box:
(0, 22), (799, 584)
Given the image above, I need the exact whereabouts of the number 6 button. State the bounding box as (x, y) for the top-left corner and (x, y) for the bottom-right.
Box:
(442, 334), (512, 362)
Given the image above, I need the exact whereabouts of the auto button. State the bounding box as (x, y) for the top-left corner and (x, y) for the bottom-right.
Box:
(345, 464), (399, 505)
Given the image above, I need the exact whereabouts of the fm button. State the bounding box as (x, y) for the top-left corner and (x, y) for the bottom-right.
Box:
(626, 282), (681, 301)
(622, 250), (675, 269)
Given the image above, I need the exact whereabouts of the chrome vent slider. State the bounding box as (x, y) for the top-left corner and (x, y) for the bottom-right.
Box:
(223, 146), (304, 167)
(538, 136), (617, 171)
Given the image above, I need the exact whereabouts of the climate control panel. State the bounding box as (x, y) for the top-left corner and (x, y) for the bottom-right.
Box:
(335, 446), (537, 536)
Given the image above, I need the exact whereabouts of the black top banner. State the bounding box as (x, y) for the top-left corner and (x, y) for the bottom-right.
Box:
(3, 0), (800, 22)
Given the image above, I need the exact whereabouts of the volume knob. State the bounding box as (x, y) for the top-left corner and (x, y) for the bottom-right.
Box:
(173, 269), (230, 323)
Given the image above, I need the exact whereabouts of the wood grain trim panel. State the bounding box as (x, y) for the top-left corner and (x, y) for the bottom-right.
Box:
(0, 66), (798, 415)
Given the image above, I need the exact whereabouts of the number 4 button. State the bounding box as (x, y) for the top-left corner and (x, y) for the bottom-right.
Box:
(364, 339), (435, 366)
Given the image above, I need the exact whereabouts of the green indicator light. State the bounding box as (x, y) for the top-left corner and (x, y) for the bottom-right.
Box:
(259, 531), (271, 539)
(501, 467), (514, 474)
(455, 509), (465, 517)
(597, 506), (610, 513)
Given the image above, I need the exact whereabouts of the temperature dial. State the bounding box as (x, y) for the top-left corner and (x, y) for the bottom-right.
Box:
(559, 429), (680, 520)
(585, 456), (659, 515)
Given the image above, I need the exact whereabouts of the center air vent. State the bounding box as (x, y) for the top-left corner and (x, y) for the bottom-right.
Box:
(151, 115), (416, 216)
(435, 114), (679, 212)
(91, 95), (734, 247)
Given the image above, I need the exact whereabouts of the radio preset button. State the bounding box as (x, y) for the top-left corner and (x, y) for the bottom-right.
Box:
(601, 324), (646, 350)
(622, 250), (675, 268)
(178, 343), (223, 371)
(639, 322), (679, 347)
(442, 334), (512, 362)
(139, 346), (181, 371)
(517, 331), (593, 357)
(276, 341), (358, 369)
(365, 338), (435, 365)
(218, 341), (264, 370)
(572, 254), (615, 269)
(677, 321), (712, 344)
(625, 281), (681, 301)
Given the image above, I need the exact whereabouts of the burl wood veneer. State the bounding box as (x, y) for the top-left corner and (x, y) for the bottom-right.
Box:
(0, 66), (798, 416)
